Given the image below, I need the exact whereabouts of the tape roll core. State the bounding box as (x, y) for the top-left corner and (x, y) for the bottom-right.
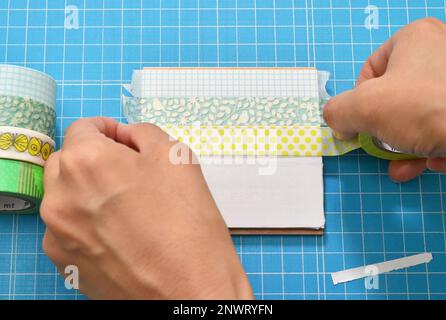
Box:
(359, 133), (420, 161)
(0, 194), (35, 212)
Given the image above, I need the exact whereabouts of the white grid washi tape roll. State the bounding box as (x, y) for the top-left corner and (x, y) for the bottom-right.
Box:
(0, 64), (56, 110)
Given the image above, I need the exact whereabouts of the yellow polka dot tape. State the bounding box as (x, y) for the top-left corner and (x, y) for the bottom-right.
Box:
(0, 126), (55, 167)
(161, 125), (360, 157)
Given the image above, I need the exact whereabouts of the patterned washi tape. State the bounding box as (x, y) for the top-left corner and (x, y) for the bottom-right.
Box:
(0, 66), (56, 214)
(161, 125), (360, 157)
(0, 64), (56, 110)
(0, 158), (43, 214)
(0, 95), (56, 138)
(123, 96), (360, 157)
(124, 96), (417, 160)
(123, 96), (323, 126)
(0, 126), (55, 166)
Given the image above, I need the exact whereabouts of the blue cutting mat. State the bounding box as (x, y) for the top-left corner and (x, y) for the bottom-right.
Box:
(0, 0), (445, 300)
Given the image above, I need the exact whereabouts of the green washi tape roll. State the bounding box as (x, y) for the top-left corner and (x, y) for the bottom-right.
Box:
(0, 158), (43, 214)
(359, 133), (420, 161)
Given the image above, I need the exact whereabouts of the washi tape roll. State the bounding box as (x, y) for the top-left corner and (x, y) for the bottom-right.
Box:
(0, 126), (55, 167)
(0, 65), (56, 214)
(0, 159), (43, 214)
(0, 95), (56, 139)
(0, 65), (57, 139)
(359, 133), (419, 161)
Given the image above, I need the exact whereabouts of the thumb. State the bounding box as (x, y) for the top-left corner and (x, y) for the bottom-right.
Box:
(323, 78), (385, 140)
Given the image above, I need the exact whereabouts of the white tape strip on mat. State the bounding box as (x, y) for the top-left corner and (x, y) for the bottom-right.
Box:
(331, 253), (433, 285)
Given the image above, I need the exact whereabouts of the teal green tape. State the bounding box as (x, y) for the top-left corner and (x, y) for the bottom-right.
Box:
(123, 96), (324, 126)
(0, 95), (56, 139)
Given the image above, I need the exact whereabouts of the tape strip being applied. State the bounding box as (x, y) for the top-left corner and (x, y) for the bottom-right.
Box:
(124, 96), (418, 160)
(122, 69), (417, 161)
(162, 125), (360, 157)
(0, 65), (56, 214)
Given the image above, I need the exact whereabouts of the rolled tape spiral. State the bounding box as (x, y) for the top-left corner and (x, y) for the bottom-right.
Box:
(0, 65), (56, 214)
(358, 133), (419, 161)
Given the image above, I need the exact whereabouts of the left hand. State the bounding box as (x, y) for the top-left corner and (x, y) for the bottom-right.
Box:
(40, 117), (253, 299)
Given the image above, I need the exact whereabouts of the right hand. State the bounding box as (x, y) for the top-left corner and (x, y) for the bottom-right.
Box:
(323, 18), (446, 182)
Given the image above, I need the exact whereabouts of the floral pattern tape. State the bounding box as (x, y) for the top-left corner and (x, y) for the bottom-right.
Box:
(123, 96), (323, 126)
(0, 95), (56, 139)
(0, 127), (55, 165)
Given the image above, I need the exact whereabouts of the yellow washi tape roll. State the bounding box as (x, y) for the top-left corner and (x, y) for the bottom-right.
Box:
(0, 126), (55, 166)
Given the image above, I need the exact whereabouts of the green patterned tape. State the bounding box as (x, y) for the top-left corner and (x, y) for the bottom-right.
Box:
(0, 158), (44, 214)
(123, 96), (323, 126)
(123, 96), (419, 161)
(0, 95), (56, 139)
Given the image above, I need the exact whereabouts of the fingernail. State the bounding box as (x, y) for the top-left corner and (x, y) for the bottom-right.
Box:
(333, 130), (356, 141)
(333, 130), (349, 141)
(427, 157), (446, 172)
(332, 130), (342, 140)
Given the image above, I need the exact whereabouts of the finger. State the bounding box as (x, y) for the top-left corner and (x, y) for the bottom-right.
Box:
(324, 36), (395, 141)
(43, 151), (61, 190)
(356, 37), (394, 86)
(115, 123), (171, 154)
(63, 117), (120, 148)
(42, 230), (73, 268)
(323, 78), (386, 140)
(388, 159), (427, 182)
(426, 157), (446, 172)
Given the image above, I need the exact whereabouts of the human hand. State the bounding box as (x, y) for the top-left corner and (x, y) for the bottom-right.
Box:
(41, 117), (253, 299)
(323, 18), (446, 182)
